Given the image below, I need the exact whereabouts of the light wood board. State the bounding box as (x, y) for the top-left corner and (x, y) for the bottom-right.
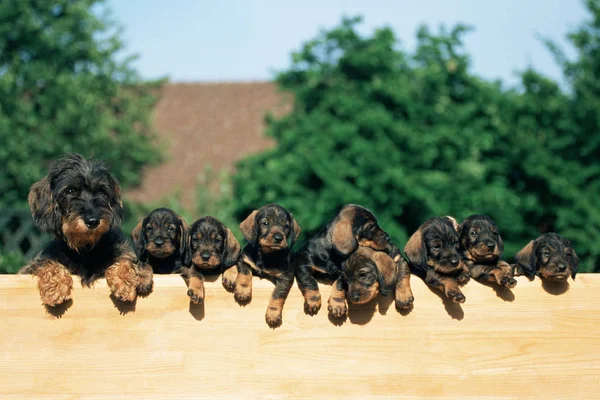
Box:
(0, 273), (599, 399)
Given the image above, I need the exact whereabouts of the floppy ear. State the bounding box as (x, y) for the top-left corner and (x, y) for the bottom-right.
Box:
(329, 215), (358, 256)
(569, 246), (579, 279)
(403, 229), (427, 269)
(239, 210), (258, 243)
(107, 178), (124, 228)
(178, 217), (188, 261)
(28, 177), (60, 234)
(290, 216), (301, 247)
(222, 228), (242, 267)
(514, 240), (537, 279)
(181, 228), (192, 267)
(373, 251), (397, 296)
(131, 219), (148, 262)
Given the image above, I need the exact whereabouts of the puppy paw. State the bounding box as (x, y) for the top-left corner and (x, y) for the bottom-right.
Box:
(222, 267), (237, 291)
(395, 290), (415, 309)
(187, 287), (204, 304)
(136, 264), (154, 295)
(447, 290), (466, 304)
(234, 285), (252, 302)
(500, 275), (517, 289)
(327, 297), (348, 318)
(106, 261), (138, 303)
(265, 307), (283, 327)
(304, 292), (321, 315)
(37, 264), (73, 307)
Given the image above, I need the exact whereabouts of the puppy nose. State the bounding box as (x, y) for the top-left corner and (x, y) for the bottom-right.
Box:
(384, 234), (391, 243)
(153, 238), (164, 247)
(273, 233), (284, 243)
(350, 292), (361, 302)
(450, 258), (459, 267)
(84, 217), (99, 229)
(201, 251), (211, 261)
(486, 241), (496, 251)
(557, 263), (567, 272)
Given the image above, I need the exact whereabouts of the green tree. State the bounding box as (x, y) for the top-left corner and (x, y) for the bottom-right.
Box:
(0, 0), (164, 207)
(230, 13), (600, 271)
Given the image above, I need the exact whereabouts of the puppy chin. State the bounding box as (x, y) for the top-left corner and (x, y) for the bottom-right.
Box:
(62, 217), (109, 252)
(191, 255), (221, 269)
(540, 269), (570, 282)
(348, 287), (379, 304)
(432, 263), (463, 275)
(468, 249), (499, 263)
(258, 239), (287, 253)
(147, 244), (176, 259)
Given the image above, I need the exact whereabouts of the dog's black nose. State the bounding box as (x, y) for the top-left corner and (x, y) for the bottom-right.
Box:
(201, 251), (211, 261)
(273, 233), (284, 243)
(154, 238), (164, 247)
(384, 234), (391, 243)
(486, 241), (496, 251)
(350, 292), (361, 302)
(557, 263), (567, 272)
(84, 217), (99, 229)
(450, 258), (459, 267)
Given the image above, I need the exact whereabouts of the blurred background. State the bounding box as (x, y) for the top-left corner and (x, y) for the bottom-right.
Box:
(1, 0), (598, 273)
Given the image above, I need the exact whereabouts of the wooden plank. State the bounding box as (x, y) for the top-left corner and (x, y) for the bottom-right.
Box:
(0, 273), (598, 399)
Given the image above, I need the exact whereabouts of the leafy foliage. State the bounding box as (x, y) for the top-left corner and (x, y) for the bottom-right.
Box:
(0, 0), (164, 207)
(231, 9), (600, 271)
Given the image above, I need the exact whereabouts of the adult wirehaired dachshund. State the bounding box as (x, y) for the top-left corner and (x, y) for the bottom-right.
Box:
(19, 153), (149, 307)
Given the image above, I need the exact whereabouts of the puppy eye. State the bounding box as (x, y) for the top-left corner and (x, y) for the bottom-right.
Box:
(167, 226), (175, 232)
(470, 230), (478, 237)
(261, 221), (269, 227)
(192, 238), (199, 244)
(543, 250), (551, 257)
(215, 237), (222, 244)
(65, 188), (76, 196)
(359, 271), (368, 278)
(432, 245), (440, 251)
(145, 226), (153, 232)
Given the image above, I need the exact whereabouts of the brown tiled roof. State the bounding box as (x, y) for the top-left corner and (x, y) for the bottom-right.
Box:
(125, 82), (290, 207)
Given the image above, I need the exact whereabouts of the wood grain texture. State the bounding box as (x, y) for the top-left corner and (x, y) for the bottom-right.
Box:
(0, 273), (599, 399)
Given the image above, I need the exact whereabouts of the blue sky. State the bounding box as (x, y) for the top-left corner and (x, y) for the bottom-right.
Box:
(106, 0), (586, 85)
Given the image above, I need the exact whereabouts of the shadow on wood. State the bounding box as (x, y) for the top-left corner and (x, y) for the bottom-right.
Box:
(1, 274), (599, 399)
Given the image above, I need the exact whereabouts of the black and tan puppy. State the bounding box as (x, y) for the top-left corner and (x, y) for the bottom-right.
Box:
(404, 216), (470, 303)
(295, 204), (413, 315)
(234, 204), (300, 327)
(19, 153), (149, 307)
(131, 208), (187, 294)
(458, 214), (516, 288)
(181, 216), (241, 304)
(513, 233), (579, 282)
(327, 246), (397, 317)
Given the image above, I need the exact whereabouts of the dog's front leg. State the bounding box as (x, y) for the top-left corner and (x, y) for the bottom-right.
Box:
(136, 262), (154, 295)
(426, 270), (465, 303)
(295, 262), (322, 315)
(234, 257), (253, 302)
(327, 277), (348, 317)
(105, 255), (138, 303)
(265, 273), (294, 327)
(395, 258), (414, 309)
(26, 259), (74, 307)
(182, 268), (205, 304)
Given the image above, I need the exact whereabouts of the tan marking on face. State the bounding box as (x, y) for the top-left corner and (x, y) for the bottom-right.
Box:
(62, 216), (109, 252)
